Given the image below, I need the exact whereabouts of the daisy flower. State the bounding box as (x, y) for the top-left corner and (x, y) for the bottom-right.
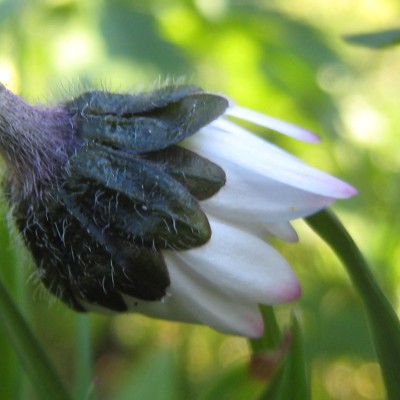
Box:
(0, 83), (355, 337)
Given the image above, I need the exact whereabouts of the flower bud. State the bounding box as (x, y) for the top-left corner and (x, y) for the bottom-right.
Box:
(1, 83), (228, 311)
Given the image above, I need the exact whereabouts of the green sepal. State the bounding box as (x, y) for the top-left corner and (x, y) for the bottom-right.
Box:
(56, 187), (171, 303)
(73, 92), (228, 152)
(68, 142), (212, 249)
(8, 84), (229, 313)
(66, 84), (204, 116)
(144, 145), (226, 200)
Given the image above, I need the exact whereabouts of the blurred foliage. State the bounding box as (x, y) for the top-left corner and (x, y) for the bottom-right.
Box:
(0, 0), (399, 399)
(343, 29), (400, 49)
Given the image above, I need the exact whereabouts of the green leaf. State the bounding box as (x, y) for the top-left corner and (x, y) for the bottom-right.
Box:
(249, 306), (309, 400)
(343, 28), (400, 48)
(258, 313), (310, 400)
(306, 209), (400, 400)
(0, 278), (72, 400)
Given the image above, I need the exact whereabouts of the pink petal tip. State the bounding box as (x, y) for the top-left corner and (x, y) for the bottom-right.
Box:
(247, 316), (265, 338)
(279, 280), (302, 302)
(333, 181), (358, 199)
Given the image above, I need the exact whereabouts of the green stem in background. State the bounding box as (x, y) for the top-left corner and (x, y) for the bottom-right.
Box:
(0, 278), (72, 400)
(249, 307), (310, 400)
(258, 313), (310, 400)
(0, 213), (29, 400)
(74, 314), (93, 400)
(250, 306), (282, 354)
(306, 209), (400, 400)
(14, 244), (30, 400)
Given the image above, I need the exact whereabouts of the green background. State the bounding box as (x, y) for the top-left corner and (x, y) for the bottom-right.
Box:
(0, 0), (398, 399)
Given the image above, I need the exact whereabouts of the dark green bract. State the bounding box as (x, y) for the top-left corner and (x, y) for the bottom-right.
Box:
(10, 85), (228, 312)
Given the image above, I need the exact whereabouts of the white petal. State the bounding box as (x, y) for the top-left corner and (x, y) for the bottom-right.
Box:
(100, 101), (356, 337)
(123, 256), (265, 337)
(168, 217), (301, 305)
(225, 105), (320, 143)
(123, 217), (300, 337)
(123, 292), (199, 324)
(264, 222), (299, 242)
(165, 254), (265, 337)
(201, 162), (336, 232)
(185, 121), (357, 199)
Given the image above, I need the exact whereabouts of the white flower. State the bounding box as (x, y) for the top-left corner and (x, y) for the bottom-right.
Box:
(0, 83), (354, 336)
(123, 104), (356, 337)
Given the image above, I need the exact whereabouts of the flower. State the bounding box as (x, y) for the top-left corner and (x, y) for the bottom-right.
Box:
(123, 105), (356, 337)
(0, 83), (356, 337)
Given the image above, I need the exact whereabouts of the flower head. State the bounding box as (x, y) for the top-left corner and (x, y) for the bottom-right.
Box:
(0, 83), (355, 337)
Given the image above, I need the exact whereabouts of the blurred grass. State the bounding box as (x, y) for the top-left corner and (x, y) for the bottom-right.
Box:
(0, 0), (399, 398)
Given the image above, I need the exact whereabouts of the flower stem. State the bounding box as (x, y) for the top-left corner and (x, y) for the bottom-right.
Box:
(306, 209), (400, 400)
(0, 278), (72, 400)
(250, 306), (281, 353)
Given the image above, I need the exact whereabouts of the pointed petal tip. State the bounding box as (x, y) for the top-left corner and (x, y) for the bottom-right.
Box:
(305, 171), (357, 200)
(344, 184), (358, 198)
(300, 130), (321, 144)
(332, 181), (358, 199)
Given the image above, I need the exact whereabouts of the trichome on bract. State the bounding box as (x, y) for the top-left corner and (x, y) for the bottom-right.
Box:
(0, 83), (228, 312)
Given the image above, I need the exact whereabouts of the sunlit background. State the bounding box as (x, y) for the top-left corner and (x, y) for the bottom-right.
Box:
(0, 0), (399, 399)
